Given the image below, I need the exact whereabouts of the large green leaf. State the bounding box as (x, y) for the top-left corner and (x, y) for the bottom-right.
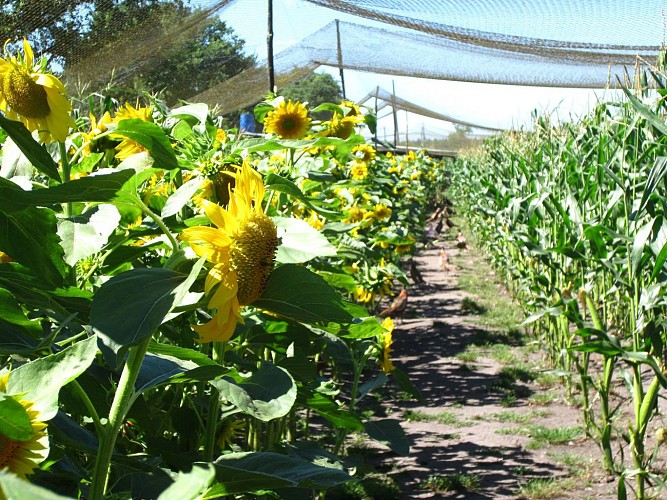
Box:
(0, 394), (33, 441)
(0, 170), (136, 212)
(273, 216), (337, 263)
(158, 465), (215, 500)
(0, 206), (67, 285)
(92, 268), (189, 368)
(304, 392), (363, 431)
(161, 177), (205, 217)
(7, 335), (98, 420)
(135, 353), (200, 395)
(0, 287), (41, 333)
(264, 172), (337, 216)
(204, 451), (351, 496)
(114, 119), (179, 170)
(364, 419), (409, 456)
(210, 363), (296, 422)
(0, 114), (60, 181)
(0, 470), (72, 499)
(57, 204), (121, 266)
(253, 264), (353, 324)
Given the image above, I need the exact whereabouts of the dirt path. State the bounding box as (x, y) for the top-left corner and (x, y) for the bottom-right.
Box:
(364, 235), (618, 499)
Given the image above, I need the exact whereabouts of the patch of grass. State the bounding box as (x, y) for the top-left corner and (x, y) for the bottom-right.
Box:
(456, 349), (479, 362)
(461, 296), (488, 315)
(499, 365), (537, 383)
(496, 425), (583, 449)
(528, 391), (558, 406)
(488, 344), (519, 364)
(327, 473), (401, 500)
(421, 473), (481, 493)
(517, 477), (578, 499)
(500, 393), (518, 407)
(457, 268), (525, 332)
(489, 409), (550, 423)
(546, 451), (591, 477)
(404, 409), (472, 427)
(535, 372), (560, 388)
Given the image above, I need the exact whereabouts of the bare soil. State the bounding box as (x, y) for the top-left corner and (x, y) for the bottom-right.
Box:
(362, 235), (619, 499)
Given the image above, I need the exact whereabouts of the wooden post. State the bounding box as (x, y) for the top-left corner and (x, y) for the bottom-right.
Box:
(335, 19), (346, 99)
(267, 0), (275, 92)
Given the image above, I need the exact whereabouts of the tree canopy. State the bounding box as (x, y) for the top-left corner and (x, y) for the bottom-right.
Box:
(1, 0), (256, 105)
(280, 72), (343, 119)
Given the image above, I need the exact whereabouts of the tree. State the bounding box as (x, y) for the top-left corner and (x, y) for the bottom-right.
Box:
(1, 0), (255, 105)
(280, 72), (342, 119)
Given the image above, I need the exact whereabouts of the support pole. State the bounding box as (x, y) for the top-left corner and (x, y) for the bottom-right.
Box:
(374, 86), (379, 145)
(392, 80), (399, 147)
(335, 19), (346, 99)
(267, 0), (275, 93)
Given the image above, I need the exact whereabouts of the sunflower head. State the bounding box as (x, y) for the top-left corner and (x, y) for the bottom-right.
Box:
(231, 211), (279, 305)
(350, 161), (369, 180)
(264, 99), (311, 139)
(0, 39), (75, 143)
(180, 163), (278, 343)
(0, 374), (49, 478)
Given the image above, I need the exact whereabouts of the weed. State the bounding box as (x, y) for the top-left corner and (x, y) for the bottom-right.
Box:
(327, 472), (401, 500)
(496, 425), (582, 449)
(528, 392), (558, 406)
(421, 473), (481, 493)
(499, 365), (537, 382)
(456, 349), (479, 362)
(490, 409), (550, 423)
(461, 296), (488, 314)
(404, 409), (472, 427)
(517, 477), (578, 499)
(546, 451), (591, 477)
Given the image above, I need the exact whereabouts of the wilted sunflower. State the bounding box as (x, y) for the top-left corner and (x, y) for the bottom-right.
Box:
(379, 317), (396, 373)
(264, 99), (311, 139)
(0, 39), (75, 143)
(180, 162), (278, 343)
(0, 374), (49, 478)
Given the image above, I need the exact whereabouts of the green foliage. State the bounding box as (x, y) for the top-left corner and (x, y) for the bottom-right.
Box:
(0, 70), (449, 497)
(281, 72), (343, 119)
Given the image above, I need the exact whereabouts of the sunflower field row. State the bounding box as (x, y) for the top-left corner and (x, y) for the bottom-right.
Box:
(451, 66), (667, 499)
(0, 40), (449, 498)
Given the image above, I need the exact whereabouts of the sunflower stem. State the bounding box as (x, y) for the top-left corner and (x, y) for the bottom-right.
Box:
(88, 337), (151, 500)
(68, 379), (103, 437)
(203, 342), (225, 460)
(59, 141), (72, 218)
(132, 194), (180, 254)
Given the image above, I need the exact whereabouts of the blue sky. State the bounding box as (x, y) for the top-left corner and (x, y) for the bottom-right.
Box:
(217, 0), (650, 137)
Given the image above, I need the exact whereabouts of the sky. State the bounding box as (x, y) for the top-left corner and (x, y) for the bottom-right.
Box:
(216, 0), (639, 138)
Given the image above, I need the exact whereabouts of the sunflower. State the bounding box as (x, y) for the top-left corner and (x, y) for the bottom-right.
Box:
(373, 204), (392, 221)
(0, 374), (49, 478)
(379, 317), (396, 373)
(352, 144), (376, 163)
(216, 419), (245, 450)
(79, 111), (113, 156)
(0, 39), (75, 143)
(111, 103), (152, 160)
(180, 162), (278, 343)
(263, 99), (311, 139)
(350, 161), (369, 181)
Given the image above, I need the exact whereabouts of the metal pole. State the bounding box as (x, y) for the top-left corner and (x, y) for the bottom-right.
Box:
(267, 0), (275, 92)
(392, 80), (399, 146)
(374, 85), (379, 145)
(335, 19), (346, 99)
(405, 110), (409, 151)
